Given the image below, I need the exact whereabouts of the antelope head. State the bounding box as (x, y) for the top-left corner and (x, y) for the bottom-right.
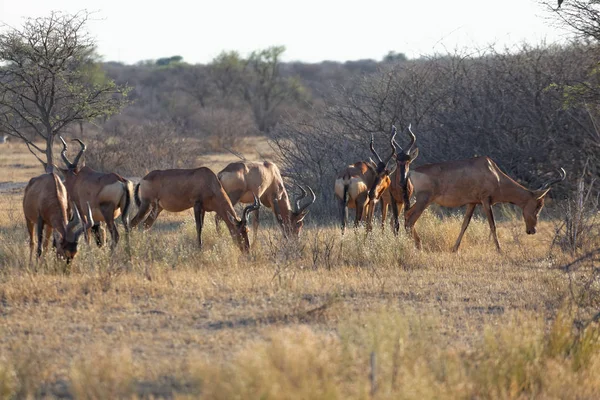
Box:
(289, 184), (316, 236)
(367, 127), (396, 200)
(58, 202), (94, 263)
(227, 194), (260, 252)
(391, 124), (419, 185)
(523, 168), (566, 235)
(59, 136), (87, 174)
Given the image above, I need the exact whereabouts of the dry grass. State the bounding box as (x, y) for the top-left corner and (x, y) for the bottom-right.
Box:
(0, 142), (599, 398)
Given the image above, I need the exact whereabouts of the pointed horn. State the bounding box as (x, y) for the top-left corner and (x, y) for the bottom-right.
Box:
(242, 193), (260, 223)
(59, 136), (74, 169)
(370, 133), (383, 164)
(405, 123), (416, 154)
(85, 201), (94, 228)
(386, 125), (398, 164)
(77, 201), (94, 242)
(297, 185), (316, 214)
(295, 183), (308, 212)
(66, 202), (82, 241)
(537, 167), (566, 191)
(71, 138), (86, 168)
(391, 125), (403, 153)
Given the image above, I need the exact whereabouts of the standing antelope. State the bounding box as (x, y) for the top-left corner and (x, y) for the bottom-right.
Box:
(23, 172), (94, 263)
(216, 161), (316, 240)
(392, 128), (566, 251)
(386, 125), (418, 233)
(59, 138), (133, 248)
(335, 129), (396, 234)
(130, 167), (258, 253)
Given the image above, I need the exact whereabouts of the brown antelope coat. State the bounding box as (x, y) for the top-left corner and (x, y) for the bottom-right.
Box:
(131, 167), (258, 253)
(217, 161), (315, 240)
(404, 156), (565, 251)
(59, 138), (133, 248)
(23, 173), (92, 262)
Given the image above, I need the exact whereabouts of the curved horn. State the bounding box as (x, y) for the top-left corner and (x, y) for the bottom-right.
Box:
(71, 138), (86, 168)
(537, 167), (566, 191)
(405, 123), (417, 153)
(391, 125), (404, 153)
(85, 201), (94, 229)
(59, 136), (74, 169)
(242, 193), (260, 223)
(370, 133), (383, 164)
(295, 183), (307, 212)
(385, 125), (398, 164)
(297, 185), (316, 214)
(75, 202), (94, 241)
(66, 202), (82, 241)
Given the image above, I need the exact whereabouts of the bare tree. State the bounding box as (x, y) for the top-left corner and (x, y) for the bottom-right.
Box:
(543, 0), (600, 41)
(0, 11), (130, 171)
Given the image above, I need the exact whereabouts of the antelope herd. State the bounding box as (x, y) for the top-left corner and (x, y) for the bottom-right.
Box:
(22, 125), (566, 262)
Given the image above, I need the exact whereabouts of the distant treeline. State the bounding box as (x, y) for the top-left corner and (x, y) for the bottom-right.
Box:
(91, 44), (598, 210)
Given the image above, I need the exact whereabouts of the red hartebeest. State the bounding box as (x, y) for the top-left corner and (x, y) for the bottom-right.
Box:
(59, 138), (133, 248)
(130, 168), (259, 253)
(335, 129), (397, 234)
(23, 172), (94, 263)
(216, 161), (316, 241)
(391, 127), (566, 251)
(386, 125), (418, 233)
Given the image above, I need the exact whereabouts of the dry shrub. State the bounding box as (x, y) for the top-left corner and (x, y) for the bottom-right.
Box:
(0, 359), (17, 399)
(83, 120), (202, 176)
(0, 343), (49, 399)
(194, 308), (600, 400)
(194, 107), (258, 152)
(69, 346), (135, 400)
(553, 174), (600, 253)
(195, 326), (342, 400)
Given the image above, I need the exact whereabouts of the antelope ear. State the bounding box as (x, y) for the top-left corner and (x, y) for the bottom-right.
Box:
(226, 211), (238, 225)
(534, 188), (551, 200)
(409, 147), (419, 161)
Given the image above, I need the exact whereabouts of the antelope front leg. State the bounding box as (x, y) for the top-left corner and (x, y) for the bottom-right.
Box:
(381, 200), (388, 232)
(252, 208), (260, 245)
(365, 201), (375, 233)
(391, 200), (400, 236)
(91, 224), (105, 247)
(482, 198), (501, 252)
(193, 201), (205, 249)
(452, 203), (477, 252)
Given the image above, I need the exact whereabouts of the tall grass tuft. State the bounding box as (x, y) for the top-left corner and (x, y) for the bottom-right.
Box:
(69, 346), (135, 400)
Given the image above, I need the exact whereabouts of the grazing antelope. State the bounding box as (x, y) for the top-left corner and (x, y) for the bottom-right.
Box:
(334, 130), (396, 234)
(59, 137), (134, 248)
(130, 168), (259, 252)
(23, 172), (94, 263)
(393, 128), (566, 251)
(216, 161), (316, 240)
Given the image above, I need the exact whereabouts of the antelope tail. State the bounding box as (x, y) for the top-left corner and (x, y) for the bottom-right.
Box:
(134, 182), (141, 208)
(121, 180), (134, 229)
(341, 180), (349, 232)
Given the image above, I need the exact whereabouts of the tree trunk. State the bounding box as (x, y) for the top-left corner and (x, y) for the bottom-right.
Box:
(45, 131), (55, 173)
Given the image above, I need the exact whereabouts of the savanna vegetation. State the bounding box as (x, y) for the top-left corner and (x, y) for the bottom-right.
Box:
(0, 2), (600, 398)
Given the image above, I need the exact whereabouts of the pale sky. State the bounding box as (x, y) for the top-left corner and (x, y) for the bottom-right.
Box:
(0, 0), (570, 65)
